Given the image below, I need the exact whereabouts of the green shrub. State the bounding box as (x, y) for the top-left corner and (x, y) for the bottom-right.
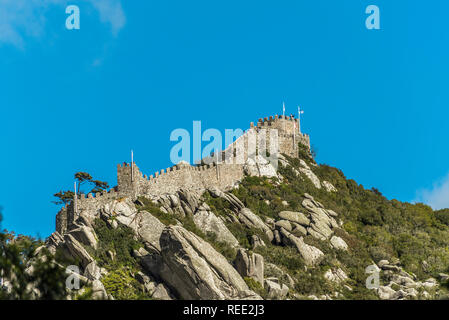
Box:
(102, 267), (150, 300)
(203, 191), (233, 218)
(181, 216), (237, 261)
(93, 218), (142, 269)
(74, 287), (93, 300)
(136, 197), (177, 225)
(435, 209), (449, 227)
(244, 277), (267, 298)
(293, 269), (332, 296)
(255, 245), (305, 272)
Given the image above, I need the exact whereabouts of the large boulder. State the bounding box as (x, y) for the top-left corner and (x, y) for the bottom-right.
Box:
(275, 220), (293, 232)
(273, 230), (282, 245)
(330, 236), (348, 251)
(264, 263), (296, 288)
(280, 229), (323, 266)
(244, 155), (278, 178)
(309, 220), (333, 239)
(77, 210), (96, 229)
(381, 264), (401, 272)
(177, 189), (201, 214)
(301, 197), (338, 240)
(158, 189), (203, 218)
(238, 208), (274, 242)
(91, 280), (108, 300)
(422, 278), (438, 289)
(377, 260), (390, 268)
(152, 283), (174, 300)
(404, 287), (418, 299)
(250, 235), (266, 249)
(290, 223), (307, 237)
(136, 210), (166, 253)
(377, 286), (396, 300)
(136, 271), (157, 294)
(193, 210), (239, 247)
(391, 274), (416, 288)
(234, 249), (264, 286)
(322, 181), (337, 192)
(84, 261), (101, 281)
(63, 234), (94, 268)
(324, 268), (348, 283)
(208, 188), (244, 213)
(68, 225), (98, 250)
(157, 226), (261, 300)
(101, 198), (138, 227)
(298, 160), (321, 189)
(264, 279), (289, 300)
(439, 273), (449, 282)
(46, 231), (64, 254)
(133, 247), (160, 277)
(278, 211), (310, 226)
(102, 198), (136, 217)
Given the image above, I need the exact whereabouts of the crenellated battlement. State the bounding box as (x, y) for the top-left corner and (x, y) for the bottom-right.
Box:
(116, 114), (310, 198)
(251, 114), (299, 131)
(75, 187), (119, 201)
(57, 114), (311, 234)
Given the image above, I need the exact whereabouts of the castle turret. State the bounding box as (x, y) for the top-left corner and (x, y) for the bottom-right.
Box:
(117, 162), (142, 196)
(252, 114), (310, 158)
(112, 114), (310, 200)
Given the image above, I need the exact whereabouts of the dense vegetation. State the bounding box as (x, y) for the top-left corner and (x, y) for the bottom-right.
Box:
(3, 141), (449, 300)
(136, 197), (238, 261)
(0, 209), (67, 300)
(53, 172), (109, 205)
(202, 146), (449, 299)
(89, 219), (151, 300)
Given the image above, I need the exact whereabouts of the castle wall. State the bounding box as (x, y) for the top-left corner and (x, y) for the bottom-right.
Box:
(56, 206), (68, 235)
(66, 114), (310, 229)
(252, 115), (310, 158)
(132, 162), (245, 197)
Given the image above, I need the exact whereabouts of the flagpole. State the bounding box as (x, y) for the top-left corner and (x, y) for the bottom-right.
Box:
(131, 150), (134, 183)
(282, 102), (285, 132)
(293, 121), (296, 149)
(298, 106), (304, 134)
(74, 181), (78, 216)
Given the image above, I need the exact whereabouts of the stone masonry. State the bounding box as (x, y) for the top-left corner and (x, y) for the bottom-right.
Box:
(56, 115), (310, 234)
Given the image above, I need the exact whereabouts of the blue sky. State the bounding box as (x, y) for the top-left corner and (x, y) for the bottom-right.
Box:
(1, 0), (448, 237)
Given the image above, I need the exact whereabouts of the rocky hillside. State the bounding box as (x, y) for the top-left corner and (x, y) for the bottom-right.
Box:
(20, 145), (449, 300)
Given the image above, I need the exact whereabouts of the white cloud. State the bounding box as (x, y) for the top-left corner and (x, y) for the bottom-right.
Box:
(90, 0), (126, 36)
(0, 0), (125, 47)
(415, 173), (449, 210)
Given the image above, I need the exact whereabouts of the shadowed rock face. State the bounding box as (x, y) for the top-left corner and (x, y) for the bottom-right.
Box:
(69, 225), (98, 250)
(278, 211), (310, 226)
(234, 249), (264, 286)
(136, 210), (166, 253)
(193, 209), (239, 247)
(238, 208), (274, 242)
(63, 234), (94, 268)
(157, 226), (261, 300)
(43, 124), (447, 301)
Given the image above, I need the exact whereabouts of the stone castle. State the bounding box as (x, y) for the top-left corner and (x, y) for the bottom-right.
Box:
(56, 114), (310, 234)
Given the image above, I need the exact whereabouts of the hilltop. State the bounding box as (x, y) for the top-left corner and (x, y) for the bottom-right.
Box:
(3, 114), (449, 300)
